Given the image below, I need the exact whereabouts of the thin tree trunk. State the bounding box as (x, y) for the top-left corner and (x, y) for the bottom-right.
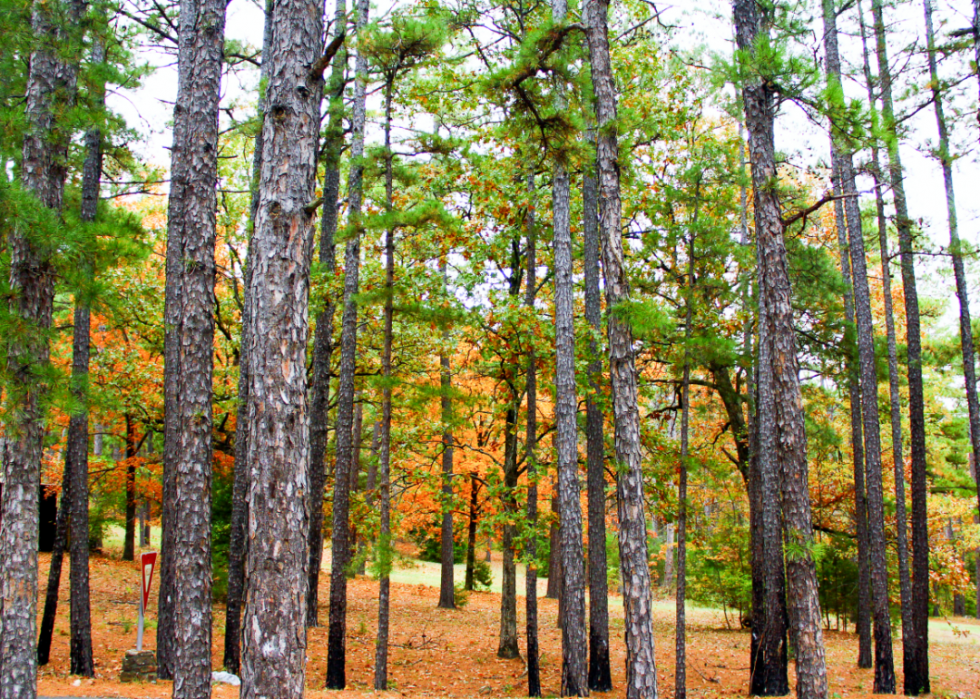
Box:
(124, 416), (138, 562)
(326, 0), (369, 685)
(37, 454), (71, 665)
(465, 473), (479, 591)
(820, 0), (878, 675)
(735, 1), (828, 696)
(583, 136), (611, 693)
(584, 0), (659, 695)
(2, 0), (81, 693)
(438, 257), (456, 610)
(373, 77), (397, 692)
(547, 499), (561, 600)
(497, 399), (521, 659)
(307, 0), (347, 628)
(675, 232), (695, 699)
(925, 0), (980, 563)
(868, 1), (930, 692)
(524, 171), (540, 697)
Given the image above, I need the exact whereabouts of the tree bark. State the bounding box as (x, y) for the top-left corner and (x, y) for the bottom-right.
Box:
(238, 0), (323, 691)
(524, 171), (540, 697)
(735, 1), (828, 697)
(583, 141), (611, 693)
(497, 398), (521, 659)
(1, 0), (81, 694)
(821, 0), (880, 676)
(465, 472), (479, 591)
(325, 0), (368, 686)
(307, 0), (347, 628)
(124, 415), (138, 562)
(439, 257), (456, 610)
(162, 0), (227, 691)
(868, 0), (930, 692)
(37, 453), (71, 666)
(675, 234), (694, 699)
(552, 83), (589, 698)
(584, 0), (659, 695)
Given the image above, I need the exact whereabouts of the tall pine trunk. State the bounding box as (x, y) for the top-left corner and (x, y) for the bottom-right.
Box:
(439, 259), (456, 610)
(224, 0), (276, 671)
(869, 1), (930, 692)
(162, 0), (227, 691)
(734, 1), (828, 696)
(238, 0), (324, 691)
(584, 0), (659, 695)
(524, 171), (541, 697)
(583, 138), (611, 693)
(326, 0), (369, 685)
(307, 0), (347, 627)
(822, 0), (890, 681)
(1, 0), (81, 693)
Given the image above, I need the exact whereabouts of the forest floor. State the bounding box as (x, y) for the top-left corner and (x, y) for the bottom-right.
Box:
(35, 542), (980, 699)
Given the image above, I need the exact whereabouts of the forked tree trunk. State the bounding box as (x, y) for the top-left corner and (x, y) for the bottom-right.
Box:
(734, 1), (828, 697)
(326, 0), (369, 686)
(163, 0), (227, 692)
(1, 0), (81, 694)
(868, 1), (930, 692)
(584, 0), (659, 695)
(307, 0), (347, 628)
(238, 0), (323, 691)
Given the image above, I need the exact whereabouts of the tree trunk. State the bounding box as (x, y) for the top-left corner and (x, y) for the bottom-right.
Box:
(1, 0), (80, 693)
(547, 498), (561, 600)
(465, 473), (479, 591)
(584, 0), (659, 695)
(307, 0), (347, 629)
(238, 0), (323, 691)
(552, 88), (588, 697)
(868, 0), (930, 692)
(524, 171), (540, 697)
(820, 0), (881, 676)
(675, 234), (694, 699)
(37, 454), (71, 665)
(162, 0), (226, 691)
(438, 257), (456, 610)
(326, 0), (369, 686)
(497, 400), (521, 659)
(925, 0), (980, 570)
(583, 140), (611, 693)
(735, 1), (828, 697)
(124, 415), (138, 562)
(224, 0), (276, 672)
(373, 77), (397, 693)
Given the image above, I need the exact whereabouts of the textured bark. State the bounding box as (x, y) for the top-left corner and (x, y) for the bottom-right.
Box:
(524, 172), (540, 697)
(583, 148), (611, 693)
(37, 454), (71, 666)
(735, 1), (828, 697)
(1, 0), (80, 694)
(238, 0), (323, 691)
(374, 76), (397, 692)
(820, 0), (879, 675)
(553, 146), (588, 699)
(584, 0), (658, 695)
(326, 0), (368, 686)
(224, 0), (276, 672)
(925, 0), (980, 565)
(67, 69), (102, 672)
(855, 1), (914, 677)
(307, 0), (347, 628)
(465, 472), (479, 591)
(439, 264), (456, 610)
(868, 1), (929, 692)
(163, 0), (227, 693)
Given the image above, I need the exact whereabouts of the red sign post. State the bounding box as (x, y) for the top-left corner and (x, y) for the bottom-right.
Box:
(137, 552), (157, 651)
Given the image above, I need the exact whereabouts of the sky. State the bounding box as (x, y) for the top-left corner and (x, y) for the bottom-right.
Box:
(111, 0), (980, 336)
